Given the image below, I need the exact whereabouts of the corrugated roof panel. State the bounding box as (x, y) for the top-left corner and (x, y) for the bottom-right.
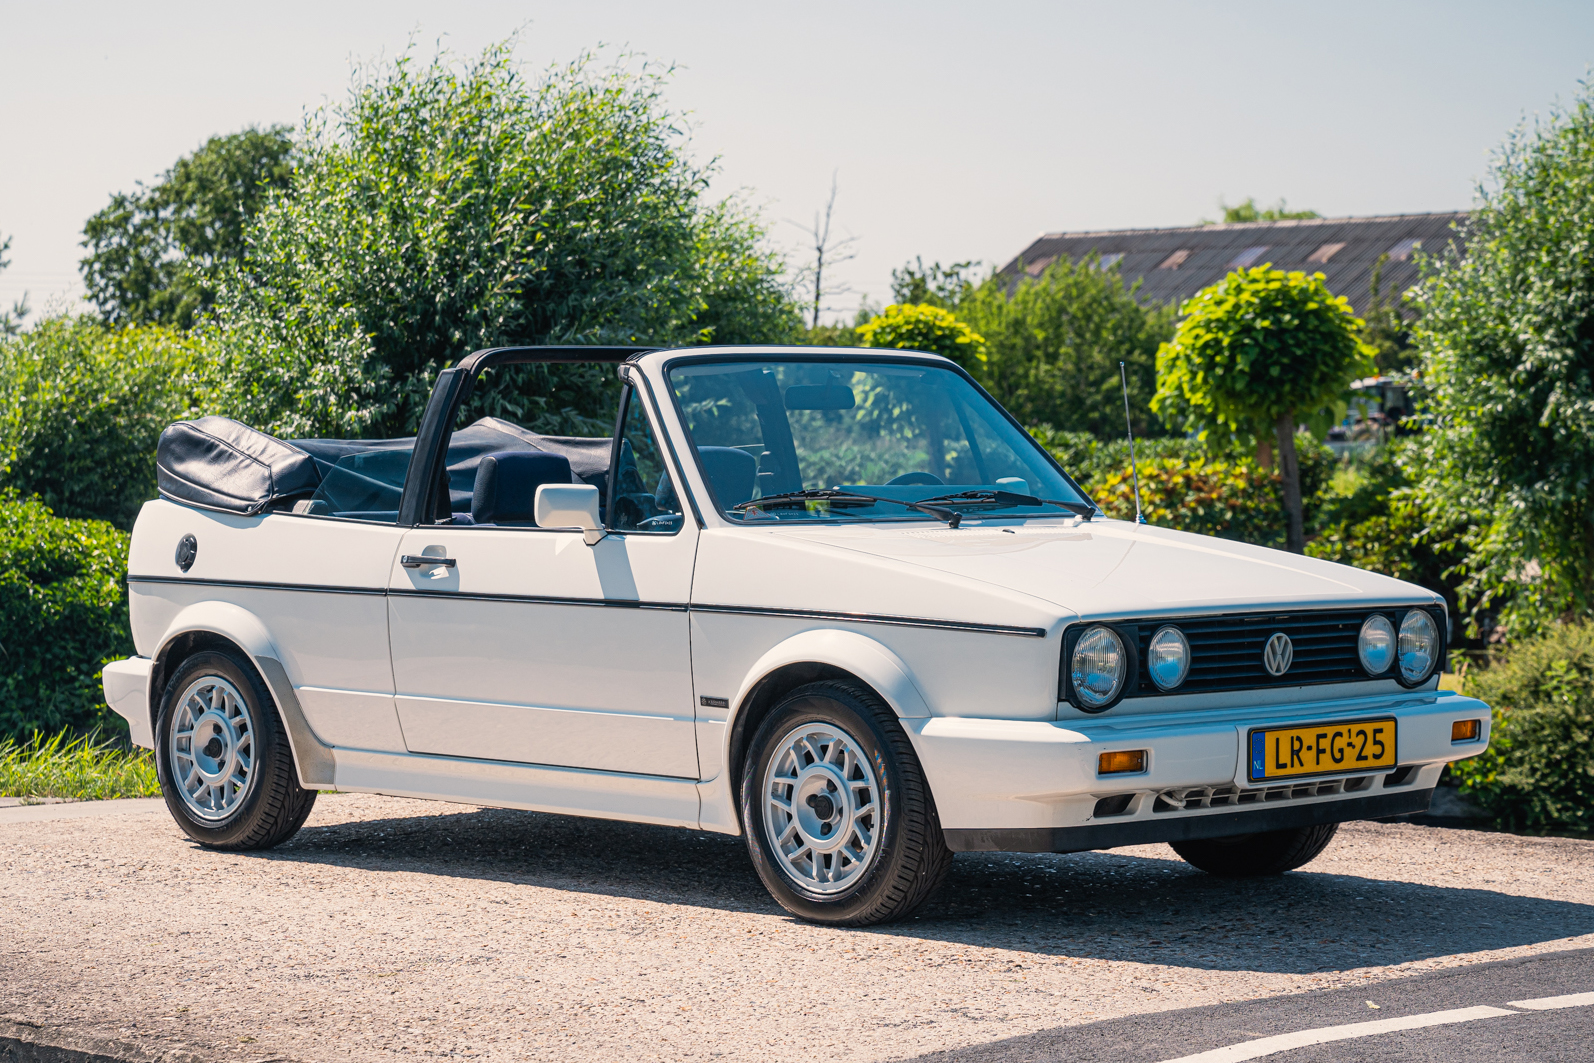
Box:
(996, 212), (1467, 315)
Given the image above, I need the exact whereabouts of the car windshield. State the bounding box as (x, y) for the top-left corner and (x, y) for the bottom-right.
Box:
(666, 358), (1093, 523)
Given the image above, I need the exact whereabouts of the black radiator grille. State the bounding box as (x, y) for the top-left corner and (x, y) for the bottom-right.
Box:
(1095, 606), (1446, 699)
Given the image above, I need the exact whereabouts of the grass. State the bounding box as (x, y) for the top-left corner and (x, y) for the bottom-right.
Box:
(0, 729), (160, 801)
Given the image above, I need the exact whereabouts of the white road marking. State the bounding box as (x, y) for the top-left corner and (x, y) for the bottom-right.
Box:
(1506, 992), (1594, 1011)
(1156, 1006), (1520, 1063)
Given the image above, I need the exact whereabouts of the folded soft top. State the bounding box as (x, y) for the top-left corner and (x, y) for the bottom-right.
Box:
(156, 417), (322, 516)
(156, 415), (615, 517)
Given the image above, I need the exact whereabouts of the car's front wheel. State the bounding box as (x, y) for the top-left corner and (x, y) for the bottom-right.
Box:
(155, 648), (316, 850)
(1170, 823), (1339, 877)
(740, 680), (951, 926)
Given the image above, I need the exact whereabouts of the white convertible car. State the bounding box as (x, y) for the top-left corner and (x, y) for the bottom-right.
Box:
(103, 345), (1491, 925)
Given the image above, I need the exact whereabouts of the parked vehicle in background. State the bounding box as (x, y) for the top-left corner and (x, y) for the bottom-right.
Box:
(103, 345), (1492, 925)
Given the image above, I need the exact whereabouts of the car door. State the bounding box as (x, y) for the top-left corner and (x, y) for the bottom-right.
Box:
(386, 384), (699, 779)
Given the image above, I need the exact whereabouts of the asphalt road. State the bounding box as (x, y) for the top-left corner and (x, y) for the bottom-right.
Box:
(2, 794), (1591, 1062)
(908, 947), (1594, 1062)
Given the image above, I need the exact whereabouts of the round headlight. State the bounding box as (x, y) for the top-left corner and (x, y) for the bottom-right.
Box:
(1071, 625), (1127, 709)
(1358, 614), (1396, 675)
(1398, 610), (1440, 684)
(1147, 625), (1190, 691)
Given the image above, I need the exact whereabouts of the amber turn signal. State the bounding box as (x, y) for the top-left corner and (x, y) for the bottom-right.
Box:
(1451, 719), (1481, 743)
(1098, 749), (1147, 775)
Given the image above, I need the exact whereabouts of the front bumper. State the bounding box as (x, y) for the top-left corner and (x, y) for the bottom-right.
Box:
(907, 687), (1490, 853)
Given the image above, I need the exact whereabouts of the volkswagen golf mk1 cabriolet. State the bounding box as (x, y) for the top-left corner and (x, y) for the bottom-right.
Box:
(102, 345), (1491, 925)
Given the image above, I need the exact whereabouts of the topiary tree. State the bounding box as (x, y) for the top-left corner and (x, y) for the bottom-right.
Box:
(855, 303), (986, 371)
(1152, 265), (1372, 552)
(1414, 81), (1594, 633)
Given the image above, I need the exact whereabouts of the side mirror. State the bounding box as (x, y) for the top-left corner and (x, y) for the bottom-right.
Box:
(534, 484), (604, 545)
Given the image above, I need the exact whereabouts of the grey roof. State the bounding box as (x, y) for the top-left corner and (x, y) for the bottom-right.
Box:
(996, 211), (1467, 315)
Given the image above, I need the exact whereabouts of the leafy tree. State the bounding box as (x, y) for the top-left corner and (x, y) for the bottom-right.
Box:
(0, 233), (29, 336)
(1202, 198), (1321, 225)
(1413, 82), (1594, 633)
(1152, 265), (1373, 552)
(889, 258), (980, 310)
(80, 126), (294, 329)
(957, 256), (1176, 438)
(855, 303), (986, 371)
(203, 44), (798, 439)
(0, 315), (200, 527)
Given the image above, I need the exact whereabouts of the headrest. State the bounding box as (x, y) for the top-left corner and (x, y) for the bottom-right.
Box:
(471, 451), (573, 525)
(698, 446), (758, 508)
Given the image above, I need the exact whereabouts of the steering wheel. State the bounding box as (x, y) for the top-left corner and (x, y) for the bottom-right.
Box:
(886, 471), (945, 486)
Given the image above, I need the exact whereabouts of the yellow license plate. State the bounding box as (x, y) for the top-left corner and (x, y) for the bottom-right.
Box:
(1247, 718), (1397, 783)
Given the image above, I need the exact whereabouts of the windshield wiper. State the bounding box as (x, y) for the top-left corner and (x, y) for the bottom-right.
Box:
(732, 489), (964, 527)
(917, 490), (1096, 520)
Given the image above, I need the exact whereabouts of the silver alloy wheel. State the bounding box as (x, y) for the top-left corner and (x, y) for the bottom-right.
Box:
(169, 675), (257, 821)
(761, 721), (883, 895)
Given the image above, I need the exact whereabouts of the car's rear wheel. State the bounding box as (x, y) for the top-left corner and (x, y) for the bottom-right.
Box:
(740, 680), (951, 926)
(155, 648), (316, 850)
(1170, 823), (1339, 877)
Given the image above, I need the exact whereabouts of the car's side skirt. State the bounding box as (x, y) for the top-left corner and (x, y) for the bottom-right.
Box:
(943, 788), (1433, 854)
(329, 747), (702, 829)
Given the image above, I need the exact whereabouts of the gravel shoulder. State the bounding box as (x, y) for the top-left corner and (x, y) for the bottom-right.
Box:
(2, 793), (1590, 1062)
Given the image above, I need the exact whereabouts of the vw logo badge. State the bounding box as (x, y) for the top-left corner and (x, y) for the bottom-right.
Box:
(1262, 632), (1293, 676)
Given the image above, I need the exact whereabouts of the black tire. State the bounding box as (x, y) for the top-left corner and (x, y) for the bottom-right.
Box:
(739, 680), (952, 926)
(1170, 823), (1340, 877)
(155, 649), (316, 850)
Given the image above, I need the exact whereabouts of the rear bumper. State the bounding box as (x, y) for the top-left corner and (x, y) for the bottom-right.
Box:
(102, 656), (154, 749)
(945, 787), (1432, 852)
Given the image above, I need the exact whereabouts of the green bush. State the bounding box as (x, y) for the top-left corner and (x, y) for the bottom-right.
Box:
(0, 315), (198, 528)
(856, 303), (987, 371)
(0, 493), (132, 742)
(1032, 427), (1337, 550)
(1451, 622), (1594, 834)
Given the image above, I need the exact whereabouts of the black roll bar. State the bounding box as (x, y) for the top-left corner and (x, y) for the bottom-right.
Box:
(397, 346), (658, 527)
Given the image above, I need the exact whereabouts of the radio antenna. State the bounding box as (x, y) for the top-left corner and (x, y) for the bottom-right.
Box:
(1119, 361), (1146, 524)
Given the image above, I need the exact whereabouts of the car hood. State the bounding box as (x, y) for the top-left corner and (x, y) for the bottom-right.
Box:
(783, 518), (1437, 620)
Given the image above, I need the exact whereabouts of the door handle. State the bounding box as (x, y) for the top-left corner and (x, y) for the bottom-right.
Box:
(401, 555), (456, 569)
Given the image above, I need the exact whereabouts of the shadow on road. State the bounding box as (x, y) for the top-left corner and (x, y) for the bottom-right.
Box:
(254, 803), (1594, 974)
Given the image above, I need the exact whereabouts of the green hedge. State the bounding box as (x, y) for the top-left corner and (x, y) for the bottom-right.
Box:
(0, 315), (198, 529)
(0, 493), (132, 742)
(1450, 622), (1594, 834)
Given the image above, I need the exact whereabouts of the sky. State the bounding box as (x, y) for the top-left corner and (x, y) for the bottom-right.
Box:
(3, 1), (1593, 322)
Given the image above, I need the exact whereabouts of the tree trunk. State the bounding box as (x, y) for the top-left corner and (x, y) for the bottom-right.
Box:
(1255, 438), (1273, 469)
(1275, 412), (1304, 553)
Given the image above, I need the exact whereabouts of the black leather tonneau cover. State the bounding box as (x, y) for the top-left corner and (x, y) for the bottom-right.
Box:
(156, 416), (322, 515)
(156, 415), (615, 517)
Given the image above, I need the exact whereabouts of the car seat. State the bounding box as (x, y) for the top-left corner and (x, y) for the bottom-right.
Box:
(471, 451), (575, 526)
